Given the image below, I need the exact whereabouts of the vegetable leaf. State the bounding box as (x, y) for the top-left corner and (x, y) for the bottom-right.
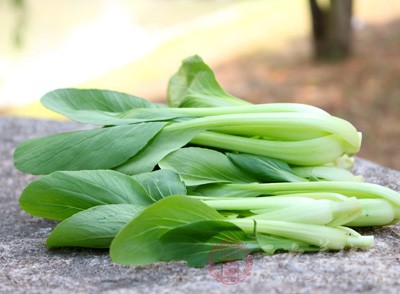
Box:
(167, 55), (249, 108)
(159, 147), (257, 186)
(19, 170), (153, 220)
(115, 127), (203, 174)
(227, 153), (307, 183)
(159, 220), (258, 267)
(118, 108), (187, 123)
(14, 122), (166, 175)
(47, 204), (144, 248)
(110, 196), (225, 265)
(132, 170), (187, 202)
(41, 88), (164, 125)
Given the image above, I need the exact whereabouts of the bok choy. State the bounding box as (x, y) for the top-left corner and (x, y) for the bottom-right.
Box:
(12, 55), (400, 268)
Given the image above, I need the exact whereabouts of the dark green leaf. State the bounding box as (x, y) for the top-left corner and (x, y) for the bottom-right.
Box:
(19, 170), (153, 220)
(167, 55), (249, 107)
(41, 88), (165, 125)
(110, 196), (224, 265)
(14, 122), (166, 175)
(159, 220), (258, 267)
(159, 147), (257, 186)
(132, 170), (187, 202)
(227, 153), (306, 183)
(47, 204), (144, 248)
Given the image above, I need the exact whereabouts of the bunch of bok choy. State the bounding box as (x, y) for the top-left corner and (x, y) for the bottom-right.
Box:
(13, 55), (400, 267)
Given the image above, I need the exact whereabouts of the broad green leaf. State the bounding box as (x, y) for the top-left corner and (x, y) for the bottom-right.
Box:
(41, 88), (165, 125)
(256, 233), (319, 254)
(110, 196), (224, 265)
(47, 204), (144, 248)
(159, 220), (258, 267)
(14, 122), (166, 175)
(167, 55), (249, 107)
(19, 170), (153, 220)
(159, 147), (257, 186)
(132, 170), (187, 202)
(227, 153), (306, 183)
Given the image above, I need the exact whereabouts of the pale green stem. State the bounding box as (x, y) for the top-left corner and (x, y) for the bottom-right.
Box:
(292, 166), (363, 182)
(230, 218), (373, 250)
(165, 112), (360, 152)
(220, 182), (400, 208)
(346, 199), (398, 227)
(123, 103), (331, 117)
(190, 132), (345, 166)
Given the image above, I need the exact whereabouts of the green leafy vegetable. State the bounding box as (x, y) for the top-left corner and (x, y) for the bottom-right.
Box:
(41, 88), (165, 125)
(110, 196), (374, 266)
(167, 55), (250, 107)
(159, 220), (258, 267)
(12, 54), (400, 268)
(14, 123), (166, 175)
(19, 170), (153, 220)
(14, 61), (362, 174)
(110, 196), (225, 265)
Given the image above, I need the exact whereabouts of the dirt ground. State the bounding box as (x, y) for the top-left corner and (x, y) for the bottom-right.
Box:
(214, 18), (400, 170)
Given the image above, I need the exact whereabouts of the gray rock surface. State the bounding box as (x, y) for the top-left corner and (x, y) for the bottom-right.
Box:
(1, 116), (400, 294)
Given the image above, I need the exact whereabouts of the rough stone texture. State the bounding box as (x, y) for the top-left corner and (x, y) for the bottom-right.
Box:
(1, 116), (400, 294)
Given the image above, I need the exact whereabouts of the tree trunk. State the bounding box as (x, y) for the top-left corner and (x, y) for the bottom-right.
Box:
(309, 0), (353, 60)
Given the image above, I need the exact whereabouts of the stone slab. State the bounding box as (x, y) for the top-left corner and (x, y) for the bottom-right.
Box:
(1, 117), (400, 293)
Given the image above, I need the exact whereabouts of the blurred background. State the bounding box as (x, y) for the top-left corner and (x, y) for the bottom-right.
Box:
(0, 0), (399, 169)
